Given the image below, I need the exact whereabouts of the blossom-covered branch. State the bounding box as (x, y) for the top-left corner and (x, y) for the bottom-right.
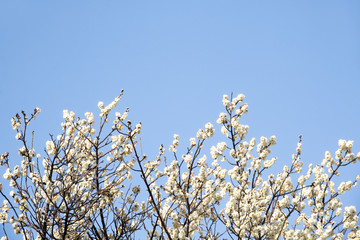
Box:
(1, 92), (359, 240)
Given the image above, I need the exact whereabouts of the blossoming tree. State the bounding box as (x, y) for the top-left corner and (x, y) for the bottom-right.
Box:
(1, 91), (359, 239)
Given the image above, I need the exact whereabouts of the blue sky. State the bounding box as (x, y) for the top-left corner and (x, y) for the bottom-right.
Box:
(1, 1), (360, 238)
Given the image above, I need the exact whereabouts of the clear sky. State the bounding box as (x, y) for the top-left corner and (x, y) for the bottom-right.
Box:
(1, 1), (360, 238)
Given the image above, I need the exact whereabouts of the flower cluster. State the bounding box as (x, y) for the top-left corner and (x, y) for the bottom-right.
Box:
(1, 92), (359, 240)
